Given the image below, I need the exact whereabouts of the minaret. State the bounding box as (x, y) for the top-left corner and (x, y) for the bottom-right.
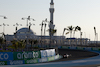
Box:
(49, 0), (55, 36)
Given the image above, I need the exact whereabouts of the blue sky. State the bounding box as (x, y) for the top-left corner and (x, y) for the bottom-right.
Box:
(0, 0), (100, 41)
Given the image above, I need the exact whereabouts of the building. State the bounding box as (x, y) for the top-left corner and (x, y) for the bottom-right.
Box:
(64, 38), (90, 46)
(5, 27), (38, 41)
(5, 27), (65, 45)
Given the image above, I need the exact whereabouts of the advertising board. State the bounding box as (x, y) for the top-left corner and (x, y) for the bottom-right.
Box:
(84, 47), (92, 50)
(7, 60), (24, 65)
(0, 61), (7, 65)
(13, 51), (33, 60)
(92, 48), (99, 51)
(54, 54), (59, 60)
(25, 59), (38, 64)
(48, 56), (54, 61)
(46, 49), (55, 57)
(13, 51), (41, 60)
(40, 50), (47, 58)
(38, 57), (48, 63)
(0, 52), (13, 61)
(33, 51), (41, 59)
(41, 49), (55, 58)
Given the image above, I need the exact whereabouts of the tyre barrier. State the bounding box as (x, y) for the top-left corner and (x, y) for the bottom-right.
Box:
(0, 49), (62, 65)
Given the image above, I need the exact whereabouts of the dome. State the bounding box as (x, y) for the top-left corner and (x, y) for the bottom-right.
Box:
(15, 27), (37, 40)
(16, 27), (35, 35)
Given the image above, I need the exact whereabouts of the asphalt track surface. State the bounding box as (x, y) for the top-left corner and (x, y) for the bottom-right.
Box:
(50, 48), (99, 63)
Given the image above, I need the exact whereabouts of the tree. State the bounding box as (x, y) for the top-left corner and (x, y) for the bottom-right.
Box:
(62, 28), (69, 45)
(51, 29), (57, 35)
(75, 26), (82, 45)
(0, 37), (4, 49)
(76, 26), (82, 38)
(73, 26), (78, 37)
(44, 23), (47, 46)
(66, 25), (74, 38)
(18, 40), (25, 51)
(34, 40), (38, 44)
(11, 40), (26, 51)
(40, 21), (44, 47)
(11, 40), (19, 51)
(47, 29), (57, 47)
(62, 28), (66, 36)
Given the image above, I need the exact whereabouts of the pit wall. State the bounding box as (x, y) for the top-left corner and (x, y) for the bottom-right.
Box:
(59, 46), (100, 51)
(0, 49), (61, 65)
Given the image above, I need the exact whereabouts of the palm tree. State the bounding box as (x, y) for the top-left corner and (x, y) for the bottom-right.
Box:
(40, 21), (44, 47)
(47, 29), (57, 47)
(62, 28), (69, 36)
(76, 26), (82, 45)
(66, 25), (74, 38)
(44, 23), (47, 46)
(62, 28), (66, 36)
(73, 26), (78, 37)
(47, 29), (57, 36)
(76, 26), (82, 38)
(62, 28), (69, 45)
(51, 29), (57, 35)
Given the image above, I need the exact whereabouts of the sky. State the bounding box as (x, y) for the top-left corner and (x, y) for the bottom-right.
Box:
(0, 0), (100, 41)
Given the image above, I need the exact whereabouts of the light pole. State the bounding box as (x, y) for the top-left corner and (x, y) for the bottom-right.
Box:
(29, 22), (35, 50)
(22, 16), (35, 27)
(0, 15), (7, 50)
(29, 22), (35, 29)
(0, 23), (9, 50)
(0, 15), (7, 19)
(28, 22), (35, 39)
(0, 15), (7, 34)
(22, 16), (35, 51)
(13, 23), (22, 39)
(0, 23), (9, 36)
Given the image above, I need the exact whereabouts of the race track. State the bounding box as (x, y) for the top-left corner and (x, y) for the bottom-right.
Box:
(54, 48), (99, 62)
(1, 48), (99, 67)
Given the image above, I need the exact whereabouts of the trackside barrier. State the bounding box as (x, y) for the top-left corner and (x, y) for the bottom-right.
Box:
(41, 49), (55, 58)
(38, 57), (48, 63)
(7, 60), (24, 65)
(0, 61), (7, 65)
(0, 54), (61, 65)
(0, 48), (62, 65)
(13, 51), (41, 60)
(25, 59), (38, 64)
(48, 56), (54, 61)
(0, 49), (55, 61)
(0, 52), (13, 61)
(60, 46), (100, 51)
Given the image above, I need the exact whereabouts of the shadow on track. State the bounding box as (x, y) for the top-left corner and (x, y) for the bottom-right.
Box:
(52, 49), (99, 62)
